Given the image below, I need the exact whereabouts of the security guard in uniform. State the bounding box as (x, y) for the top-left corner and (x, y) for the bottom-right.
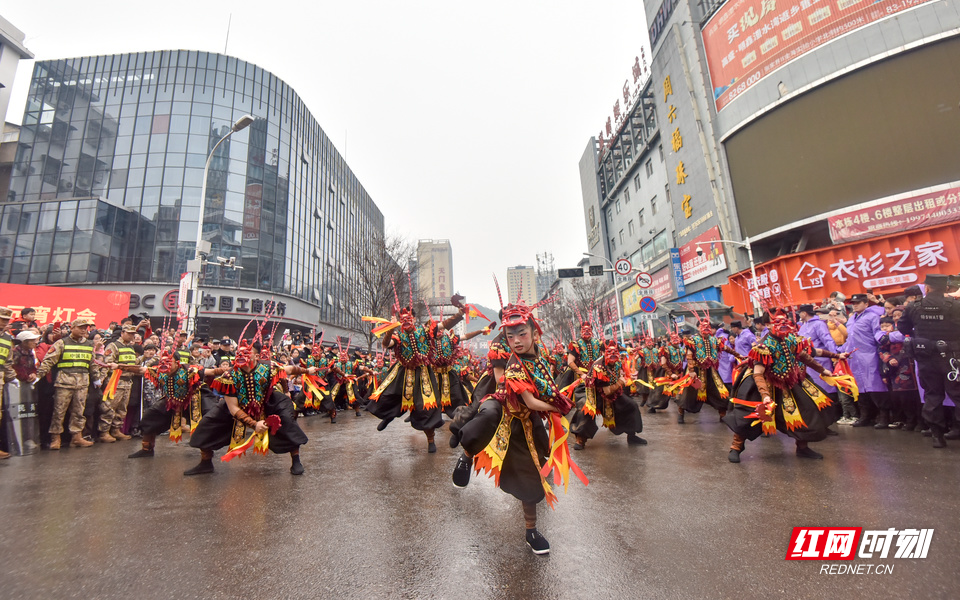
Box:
(0, 306), (17, 459)
(175, 331), (192, 365)
(898, 274), (960, 448)
(98, 324), (141, 443)
(35, 317), (101, 449)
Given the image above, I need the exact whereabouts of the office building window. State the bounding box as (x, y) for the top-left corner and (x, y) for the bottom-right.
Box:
(611, 237), (616, 251)
(658, 144), (664, 162)
(634, 175), (641, 190)
(628, 220), (635, 236)
(616, 200), (621, 214)
(619, 229), (624, 244)
(645, 159), (653, 177)
(665, 184), (671, 204)
(638, 209), (645, 226)
(641, 241), (654, 264)
(654, 230), (669, 256)
(651, 195), (658, 215)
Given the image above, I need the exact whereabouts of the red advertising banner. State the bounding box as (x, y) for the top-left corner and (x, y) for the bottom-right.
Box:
(702, 0), (936, 112)
(679, 226), (728, 284)
(722, 221), (960, 314)
(0, 283), (130, 328)
(650, 267), (674, 301)
(828, 185), (960, 244)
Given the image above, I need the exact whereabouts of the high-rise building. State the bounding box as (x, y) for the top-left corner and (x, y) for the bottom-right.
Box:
(0, 16), (33, 202)
(506, 265), (536, 309)
(416, 239), (454, 303)
(0, 50), (384, 338)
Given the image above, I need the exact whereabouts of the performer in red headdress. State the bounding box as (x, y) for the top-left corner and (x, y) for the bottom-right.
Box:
(724, 311), (848, 462)
(675, 313), (743, 424)
(185, 336), (319, 475)
(569, 339), (646, 449)
(451, 278), (587, 555)
(117, 346), (223, 459)
(367, 275), (445, 452)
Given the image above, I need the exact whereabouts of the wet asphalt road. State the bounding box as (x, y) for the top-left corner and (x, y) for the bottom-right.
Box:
(1, 406), (959, 600)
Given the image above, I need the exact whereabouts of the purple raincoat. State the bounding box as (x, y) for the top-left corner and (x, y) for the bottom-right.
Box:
(734, 328), (757, 358)
(840, 306), (887, 393)
(797, 315), (838, 393)
(716, 329), (734, 384)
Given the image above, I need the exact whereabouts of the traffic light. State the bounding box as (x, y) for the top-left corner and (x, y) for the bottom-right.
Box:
(196, 316), (211, 337)
(558, 268), (584, 278)
(589, 265), (604, 276)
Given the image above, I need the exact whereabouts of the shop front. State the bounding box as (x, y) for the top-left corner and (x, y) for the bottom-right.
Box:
(722, 222), (960, 314)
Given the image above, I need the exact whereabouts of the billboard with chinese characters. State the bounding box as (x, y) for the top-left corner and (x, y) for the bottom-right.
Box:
(679, 226), (728, 285)
(702, 0), (936, 112)
(0, 283), (130, 328)
(828, 184), (960, 244)
(722, 221), (960, 314)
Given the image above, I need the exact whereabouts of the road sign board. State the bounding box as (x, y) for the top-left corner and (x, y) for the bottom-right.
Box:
(558, 268), (584, 278)
(635, 271), (652, 288)
(615, 259), (632, 275)
(640, 296), (657, 313)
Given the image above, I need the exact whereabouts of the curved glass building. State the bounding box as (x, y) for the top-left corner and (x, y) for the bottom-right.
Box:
(1, 50), (383, 335)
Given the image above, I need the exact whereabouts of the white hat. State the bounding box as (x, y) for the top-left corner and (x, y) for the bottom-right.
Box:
(16, 330), (41, 342)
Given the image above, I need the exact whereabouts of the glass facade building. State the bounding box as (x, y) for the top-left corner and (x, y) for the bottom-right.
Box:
(0, 50), (384, 331)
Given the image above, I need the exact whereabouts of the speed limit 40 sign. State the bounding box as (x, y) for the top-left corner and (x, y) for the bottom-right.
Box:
(614, 259), (632, 276)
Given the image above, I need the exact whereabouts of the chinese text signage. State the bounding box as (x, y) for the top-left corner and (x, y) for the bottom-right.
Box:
(786, 527), (932, 560)
(828, 185), (960, 244)
(702, 0), (936, 112)
(0, 283), (130, 328)
(723, 221), (960, 314)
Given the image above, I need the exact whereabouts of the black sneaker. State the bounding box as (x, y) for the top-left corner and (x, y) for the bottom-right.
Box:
(932, 433), (947, 448)
(728, 449), (741, 463)
(796, 446), (823, 459)
(128, 448), (154, 459)
(448, 432), (460, 448)
(677, 413), (685, 424)
(330, 416), (337, 424)
(290, 460), (305, 476)
(627, 433), (647, 445)
(525, 528), (550, 555)
(572, 442), (584, 451)
(427, 442), (437, 453)
(183, 459), (215, 476)
(377, 417), (393, 432)
(452, 454), (471, 488)
(647, 407), (657, 413)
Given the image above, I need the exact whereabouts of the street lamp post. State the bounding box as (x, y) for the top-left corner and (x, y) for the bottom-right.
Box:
(695, 237), (761, 317)
(583, 252), (626, 346)
(185, 114), (255, 335)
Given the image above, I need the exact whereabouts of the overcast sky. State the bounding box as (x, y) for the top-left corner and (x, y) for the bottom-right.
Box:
(4, 1), (650, 309)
